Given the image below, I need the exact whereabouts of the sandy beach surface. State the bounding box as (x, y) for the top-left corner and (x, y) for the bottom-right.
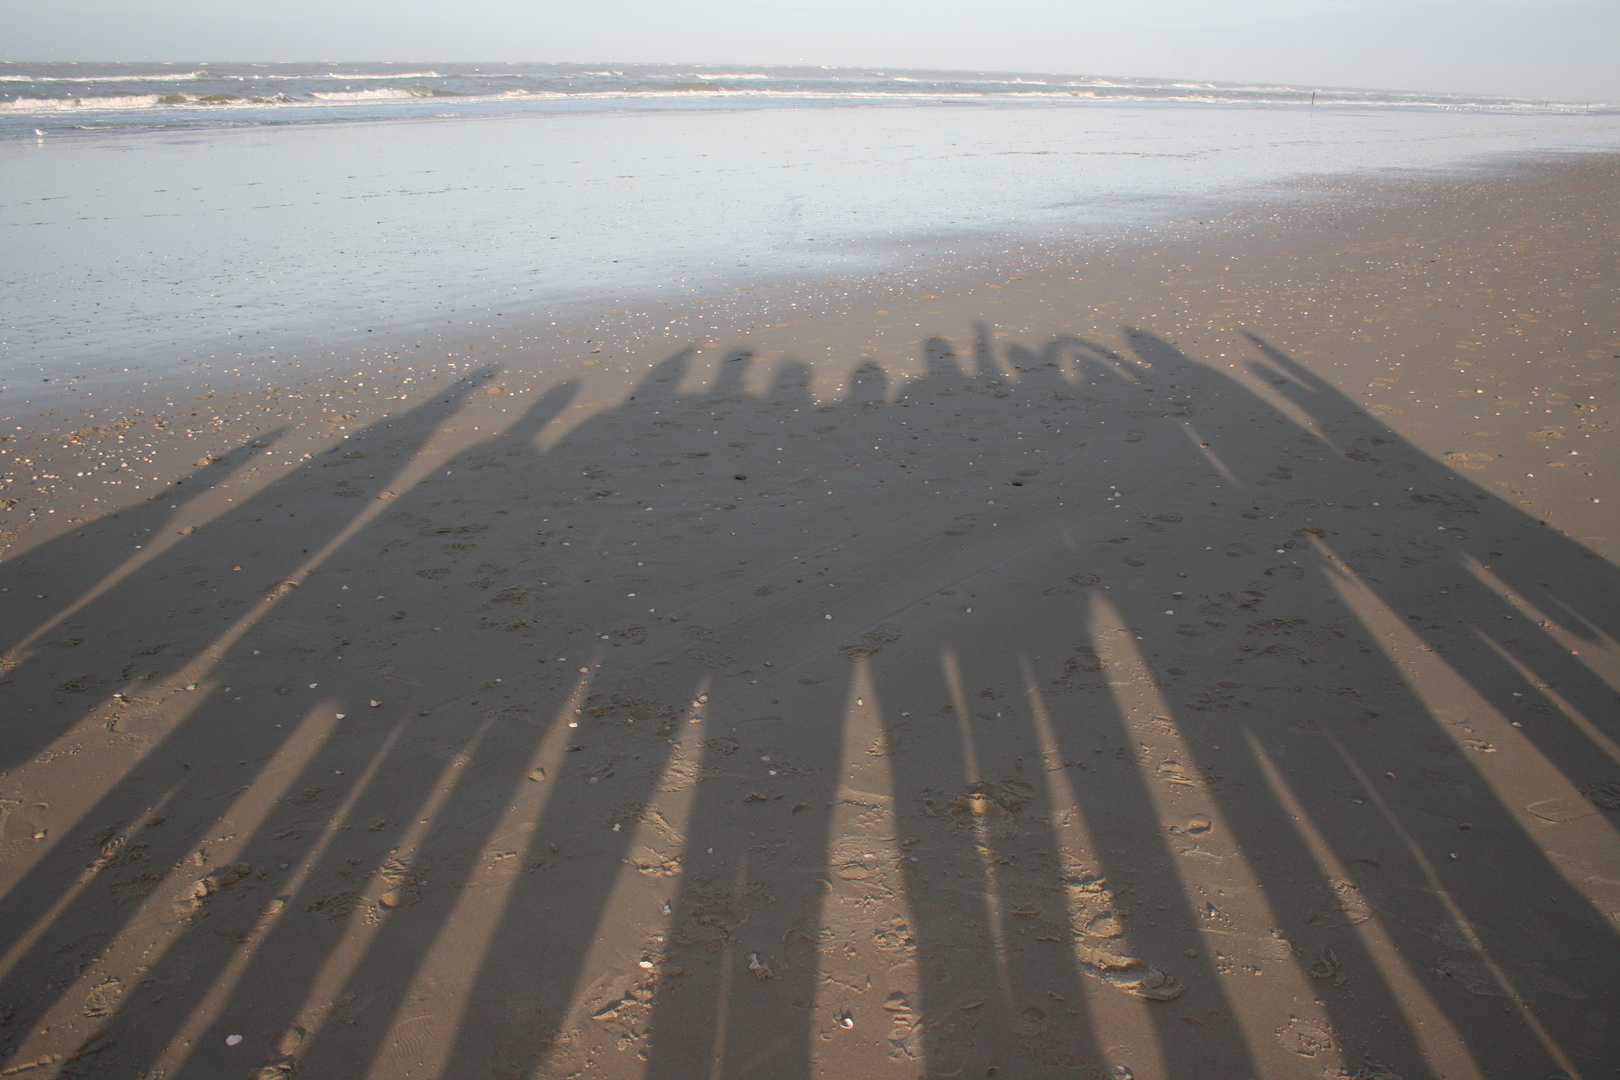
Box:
(1, 151), (1617, 1080)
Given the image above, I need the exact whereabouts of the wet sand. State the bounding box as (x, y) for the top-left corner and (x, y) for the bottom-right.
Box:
(0, 153), (1617, 1080)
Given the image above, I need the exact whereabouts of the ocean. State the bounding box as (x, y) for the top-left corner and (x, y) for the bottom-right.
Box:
(6, 61), (1609, 140)
(3, 62), (1619, 405)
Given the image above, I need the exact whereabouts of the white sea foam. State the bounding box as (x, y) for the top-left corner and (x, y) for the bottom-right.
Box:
(3, 94), (168, 111)
(325, 71), (442, 80)
(3, 83), (1579, 118)
(308, 87), (444, 101)
(0, 70), (209, 83)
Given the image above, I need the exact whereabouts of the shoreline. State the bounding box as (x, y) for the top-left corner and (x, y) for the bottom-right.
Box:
(0, 151), (1617, 1078)
(4, 151), (1615, 557)
(7, 99), (1620, 407)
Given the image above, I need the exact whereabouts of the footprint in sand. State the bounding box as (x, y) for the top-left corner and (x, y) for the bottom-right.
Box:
(838, 624), (902, 661)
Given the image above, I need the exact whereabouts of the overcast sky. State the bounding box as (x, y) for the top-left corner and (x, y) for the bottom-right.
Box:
(5, 0), (1616, 101)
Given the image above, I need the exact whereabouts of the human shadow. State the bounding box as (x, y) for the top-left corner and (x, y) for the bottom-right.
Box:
(0, 423), (294, 765)
(0, 369), (553, 1071)
(1038, 326), (1620, 1077)
(0, 319), (1616, 1080)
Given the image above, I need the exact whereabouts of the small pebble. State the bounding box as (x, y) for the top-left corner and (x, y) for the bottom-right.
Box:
(225, 1034), (243, 1047)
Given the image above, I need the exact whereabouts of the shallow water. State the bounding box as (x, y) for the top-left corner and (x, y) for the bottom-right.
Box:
(3, 97), (1619, 402)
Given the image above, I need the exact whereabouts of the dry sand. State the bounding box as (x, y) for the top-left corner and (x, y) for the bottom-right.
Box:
(0, 154), (1617, 1080)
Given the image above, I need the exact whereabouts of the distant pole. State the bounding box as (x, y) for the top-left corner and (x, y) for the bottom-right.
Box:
(1311, 91), (1316, 108)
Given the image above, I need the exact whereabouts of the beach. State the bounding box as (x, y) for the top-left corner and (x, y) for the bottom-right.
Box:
(0, 92), (1618, 1079)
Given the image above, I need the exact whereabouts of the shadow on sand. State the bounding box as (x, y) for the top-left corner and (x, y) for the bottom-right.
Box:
(0, 319), (1616, 1079)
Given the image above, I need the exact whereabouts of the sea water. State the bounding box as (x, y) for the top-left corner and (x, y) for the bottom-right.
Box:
(4, 61), (1611, 137)
(3, 62), (1619, 404)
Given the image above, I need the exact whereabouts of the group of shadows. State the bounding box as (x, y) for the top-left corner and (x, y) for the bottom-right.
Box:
(0, 323), (1617, 1080)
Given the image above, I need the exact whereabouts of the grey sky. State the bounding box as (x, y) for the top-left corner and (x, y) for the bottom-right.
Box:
(5, 0), (1616, 101)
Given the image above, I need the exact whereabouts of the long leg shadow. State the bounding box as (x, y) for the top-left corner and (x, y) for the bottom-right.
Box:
(0, 371), (514, 1072)
(1097, 327), (1620, 1076)
(0, 424), (294, 760)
